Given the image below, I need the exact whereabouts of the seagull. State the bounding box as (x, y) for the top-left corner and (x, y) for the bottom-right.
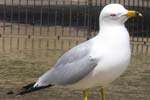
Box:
(9, 4), (142, 100)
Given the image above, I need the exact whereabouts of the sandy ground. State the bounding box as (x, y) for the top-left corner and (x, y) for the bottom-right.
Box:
(0, 50), (149, 100)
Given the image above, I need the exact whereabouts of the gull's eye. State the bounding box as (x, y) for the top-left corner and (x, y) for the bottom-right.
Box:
(110, 14), (117, 16)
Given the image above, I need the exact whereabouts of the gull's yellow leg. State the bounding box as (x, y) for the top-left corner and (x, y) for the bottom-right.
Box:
(100, 87), (105, 100)
(83, 90), (88, 100)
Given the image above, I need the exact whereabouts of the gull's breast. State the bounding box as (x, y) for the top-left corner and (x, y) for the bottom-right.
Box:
(66, 50), (130, 90)
(89, 45), (131, 86)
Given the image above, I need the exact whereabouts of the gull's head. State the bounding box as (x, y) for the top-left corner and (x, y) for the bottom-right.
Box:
(100, 4), (142, 26)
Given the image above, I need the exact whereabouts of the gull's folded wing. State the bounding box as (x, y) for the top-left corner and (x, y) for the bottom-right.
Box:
(35, 40), (98, 86)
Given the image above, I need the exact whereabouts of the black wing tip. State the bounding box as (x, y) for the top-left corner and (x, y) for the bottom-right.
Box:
(7, 82), (53, 96)
(6, 82), (36, 96)
(15, 82), (36, 96)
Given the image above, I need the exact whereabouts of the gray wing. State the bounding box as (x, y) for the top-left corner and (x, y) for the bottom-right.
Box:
(35, 40), (98, 86)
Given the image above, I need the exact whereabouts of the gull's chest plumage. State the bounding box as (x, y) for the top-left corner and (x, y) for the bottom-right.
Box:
(92, 46), (130, 85)
(72, 29), (130, 89)
(89, 29), (131, 86)
(68, 46), (130, 90)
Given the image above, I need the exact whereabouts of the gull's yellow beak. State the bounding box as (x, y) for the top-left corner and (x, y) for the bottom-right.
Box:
(124, 10), (143, 17)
